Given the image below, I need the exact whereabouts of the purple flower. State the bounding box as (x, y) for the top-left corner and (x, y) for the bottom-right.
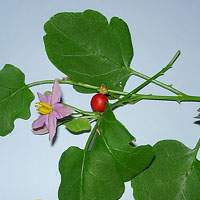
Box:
(32, 80), (73, 142)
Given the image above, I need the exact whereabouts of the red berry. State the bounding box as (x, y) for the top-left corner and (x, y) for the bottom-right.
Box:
(90, 93), (108, 112)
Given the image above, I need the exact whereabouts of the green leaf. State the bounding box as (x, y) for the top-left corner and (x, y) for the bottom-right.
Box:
(132, 139), (200, 200)
(59, 105), (154, 200)
(0, 64), (34, 136)
(44, 10), (133, 94)
(59, 146), (124, 200)
(65, 118), (91, 134)
(97, 105), (154, 181)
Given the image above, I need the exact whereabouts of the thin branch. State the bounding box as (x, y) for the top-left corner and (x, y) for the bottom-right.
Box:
(131, 69), (185, 95)
(131, 50), (181, 94)
(111, 50), (181, 109)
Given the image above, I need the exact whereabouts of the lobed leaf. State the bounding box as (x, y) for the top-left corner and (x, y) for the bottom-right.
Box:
(44, 10), (133, 94)
(0, 64), (34, 136)
(132, 139), (200, 200)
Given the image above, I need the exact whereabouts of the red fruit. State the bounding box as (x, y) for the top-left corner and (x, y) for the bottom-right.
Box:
(90, 93), (108, 112)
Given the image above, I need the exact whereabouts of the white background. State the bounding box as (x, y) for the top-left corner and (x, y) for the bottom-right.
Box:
(0, 0), (200, 199)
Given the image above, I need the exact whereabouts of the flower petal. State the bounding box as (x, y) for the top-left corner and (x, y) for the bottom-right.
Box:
(51, 80), (61, 105)
(32, 115), (47, 130)
(53, 103), (73, 119)
(37, 92), (49, 103)
(48, 113), (57, 142)
(33, 126), (49, 135)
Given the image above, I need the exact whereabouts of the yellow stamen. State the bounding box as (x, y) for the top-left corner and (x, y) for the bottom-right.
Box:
(36, 102), (53, 115)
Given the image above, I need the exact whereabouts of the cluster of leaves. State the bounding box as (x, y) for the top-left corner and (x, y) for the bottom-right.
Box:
(0, 9), (199, 200)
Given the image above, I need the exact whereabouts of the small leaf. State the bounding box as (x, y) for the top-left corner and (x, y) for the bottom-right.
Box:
(132, 139), (200, 200)
(65, 118), (91, 134)
(44, 10), (133, 94)
(0, 64), (34, 136)
(59, 105), (154, 200)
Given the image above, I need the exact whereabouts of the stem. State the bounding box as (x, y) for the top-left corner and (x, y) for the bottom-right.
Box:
(27, 66), (185, 97)
(131, 94), (200, 103)
(57, 113), (98, 127)
(80, 115), (98, 119)
(27, 50), (200, 112)
(195, 139), (200, 151)
(131, 69), (185, 95)
(28, 76), (200, 110)
(27, 79), (125, 96)
(27, 79), (97, 91)
(63, 103), (95, 116)
(112, 50), (181, 109)
(84, 123), (98, 151)
(26, 50), (182, 100)
(132, 50), (181, 94)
